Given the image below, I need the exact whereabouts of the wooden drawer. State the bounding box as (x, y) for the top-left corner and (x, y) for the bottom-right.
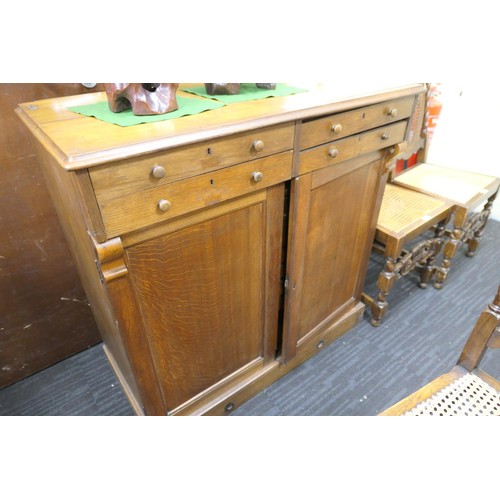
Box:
(98, 151), (293, 238)
(90, 122), (294, 205)
(297, 121), (408, 176)
(300, 96), (414, 150)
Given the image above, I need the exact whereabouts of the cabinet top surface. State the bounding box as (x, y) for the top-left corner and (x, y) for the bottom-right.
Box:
(17, 83), (425, 170)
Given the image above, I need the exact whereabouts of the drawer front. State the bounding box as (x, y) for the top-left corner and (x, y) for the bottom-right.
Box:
(298, 121), (407, 176)
(300, 96), (414, 150)
(99, 151), (293, 238)
(90, 122), (295, 205)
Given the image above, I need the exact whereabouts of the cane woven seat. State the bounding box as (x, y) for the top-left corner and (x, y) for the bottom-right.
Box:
(377, 184), (452, 239)
(393, 163), (500, 209)
(379, 286), (500, 416)
(403, 371), (500, 417)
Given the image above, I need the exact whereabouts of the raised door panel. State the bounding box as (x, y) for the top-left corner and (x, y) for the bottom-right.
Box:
(283, 154), (385, 361)
(124, 186), (283, 413)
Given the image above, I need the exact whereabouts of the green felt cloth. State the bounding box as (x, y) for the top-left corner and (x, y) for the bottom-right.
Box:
(181, 83), (307, 103)
(68, 96), (225, 127)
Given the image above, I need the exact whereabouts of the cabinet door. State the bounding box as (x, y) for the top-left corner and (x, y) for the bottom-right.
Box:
(283, 154), (385, 361)
(123, 185), (284, 414)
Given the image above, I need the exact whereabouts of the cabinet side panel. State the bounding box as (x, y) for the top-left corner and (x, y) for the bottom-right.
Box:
(126, 203), (266, 411)
(33, 144), (144, 411)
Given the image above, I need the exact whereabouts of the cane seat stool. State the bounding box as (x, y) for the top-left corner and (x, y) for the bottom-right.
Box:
(362, 183), (454, 326)
(379, 285), (500, 416)
(393, 163), (500, 288)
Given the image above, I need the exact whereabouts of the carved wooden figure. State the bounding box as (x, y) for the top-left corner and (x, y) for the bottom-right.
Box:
(105, 83), (178, 115)
(204, 83), (276, 95)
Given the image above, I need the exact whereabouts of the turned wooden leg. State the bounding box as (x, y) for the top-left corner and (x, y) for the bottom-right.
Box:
(466, 237), (480, 257)
(434, 228), (462, 289)
(419, 244), (443, 288)
(419, 221), (446, 289)
(419, 260), (434, 289)
(370, 257), (398, 327)
(466, 193), (496, 257)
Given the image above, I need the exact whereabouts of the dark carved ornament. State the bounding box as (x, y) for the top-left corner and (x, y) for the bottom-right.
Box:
(105, 83), (179, 115)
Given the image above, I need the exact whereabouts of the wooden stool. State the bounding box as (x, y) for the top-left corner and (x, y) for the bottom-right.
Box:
(393, 163), (500, 288)
(379, 285), (500, 416)
(362, 183), (454, 326)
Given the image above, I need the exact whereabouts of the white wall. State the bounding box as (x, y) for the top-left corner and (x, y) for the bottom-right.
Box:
(426, 83), (500, 220)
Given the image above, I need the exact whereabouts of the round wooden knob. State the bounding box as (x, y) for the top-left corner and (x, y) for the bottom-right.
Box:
(158, 199), (171, 212)
(252, 171), (264, 183)
(328, 148), (339, 158)
(331, 123), (343, 134)
(388, 108), (398, 118)
(151, 165), (166, 179)
(252, 140), (265, 152)
(381, 133), (389, 141)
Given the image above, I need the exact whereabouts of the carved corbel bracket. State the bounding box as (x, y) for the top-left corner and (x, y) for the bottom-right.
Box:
(91, 234), (128, 283)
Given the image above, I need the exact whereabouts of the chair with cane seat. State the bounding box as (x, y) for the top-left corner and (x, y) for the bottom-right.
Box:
(379, 285), (500, 416)
(363, 85), (500, 326)
(393, 163), (500, 288)
(362, 183), (454, 326)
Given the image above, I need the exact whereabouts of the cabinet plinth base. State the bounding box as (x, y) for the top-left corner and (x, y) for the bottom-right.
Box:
(103, 344), (145, 416)
(105, 302), (364, 416)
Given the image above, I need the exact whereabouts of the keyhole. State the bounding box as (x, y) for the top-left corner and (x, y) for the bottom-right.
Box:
(207, 148), (212, 155)
(210, 179), (214, 186)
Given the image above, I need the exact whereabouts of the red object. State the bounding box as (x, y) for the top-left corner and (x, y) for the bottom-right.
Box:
(407, 152), (417, 168)
(425, 83), (443, 146)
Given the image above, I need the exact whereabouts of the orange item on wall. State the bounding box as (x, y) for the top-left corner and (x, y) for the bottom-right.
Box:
(424, 83), (443, 146)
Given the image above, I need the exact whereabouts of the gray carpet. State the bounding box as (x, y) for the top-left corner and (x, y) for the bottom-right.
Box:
(1, 220), (499, 416)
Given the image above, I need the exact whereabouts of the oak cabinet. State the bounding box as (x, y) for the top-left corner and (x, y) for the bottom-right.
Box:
(17, 84), (425, 415)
